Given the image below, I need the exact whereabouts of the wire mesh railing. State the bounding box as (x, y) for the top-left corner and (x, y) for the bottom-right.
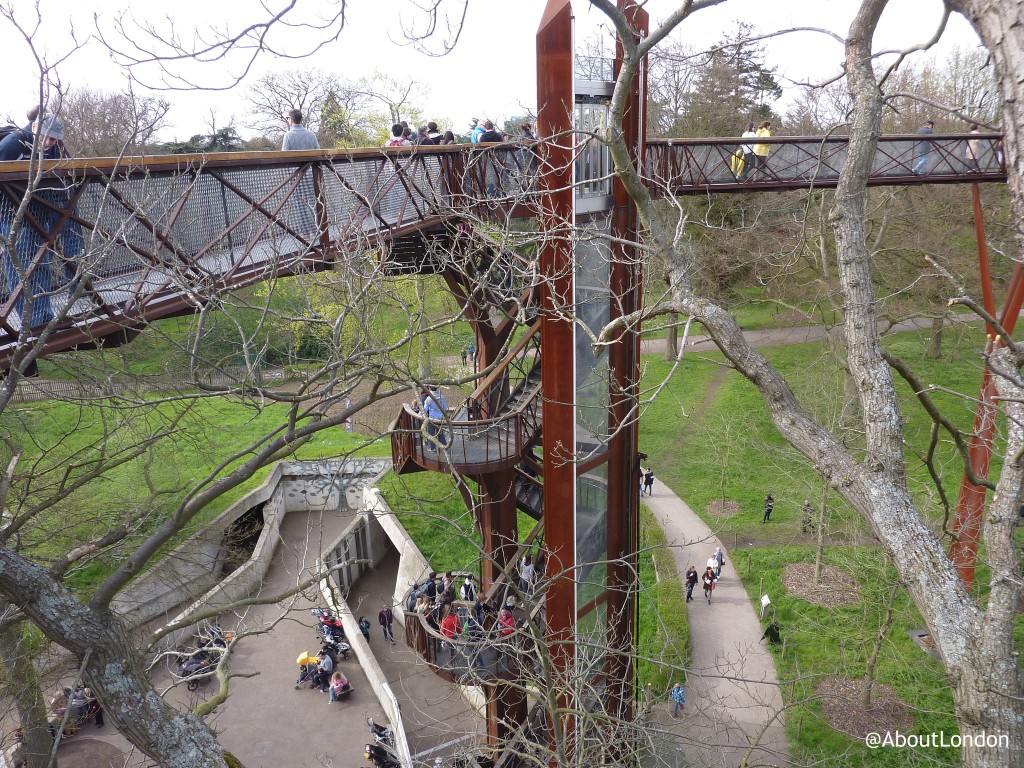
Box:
(645, 132), (1007, 194)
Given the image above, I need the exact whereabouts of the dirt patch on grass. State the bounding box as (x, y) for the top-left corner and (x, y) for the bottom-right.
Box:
(815, 677), (914, 739)
(781, 562), (860, 607)
(705, 499), (740, 519)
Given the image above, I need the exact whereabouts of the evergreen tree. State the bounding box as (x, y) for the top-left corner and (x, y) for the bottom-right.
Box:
(679, 22), (781, 136)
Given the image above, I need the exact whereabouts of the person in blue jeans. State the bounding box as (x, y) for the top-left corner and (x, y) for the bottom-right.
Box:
(378, 604), (396, 644)
(914, 119), (935, 174)
(0, 114), (83, 328)
(423, 386), (449, 448)
(670, 683), (686, 718)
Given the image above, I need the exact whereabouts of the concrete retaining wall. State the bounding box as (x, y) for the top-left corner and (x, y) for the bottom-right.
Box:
(113, 463), (289, 628)
(362, 487), (433, 629)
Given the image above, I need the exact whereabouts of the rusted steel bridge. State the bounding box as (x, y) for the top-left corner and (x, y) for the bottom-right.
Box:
(0, 132), (1005, 365)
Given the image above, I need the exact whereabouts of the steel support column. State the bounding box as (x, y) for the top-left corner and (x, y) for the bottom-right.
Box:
(948, 184), (1024, 586)
(537, 0), (576, 760)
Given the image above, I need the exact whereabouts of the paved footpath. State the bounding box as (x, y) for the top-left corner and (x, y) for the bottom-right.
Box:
(644, 479), (791, 768)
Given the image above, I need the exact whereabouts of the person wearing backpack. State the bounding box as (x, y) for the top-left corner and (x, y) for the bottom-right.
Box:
(643, 469), (655, 496)
(385, 123), (410, 147)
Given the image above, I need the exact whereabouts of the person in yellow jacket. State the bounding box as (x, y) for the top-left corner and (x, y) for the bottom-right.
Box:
(752, 120), (772, 176)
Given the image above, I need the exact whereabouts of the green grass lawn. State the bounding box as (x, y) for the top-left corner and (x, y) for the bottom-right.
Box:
(639, 323), (1023, 758)
(638, 327), (989, 547)
(636, 505), (689, 695)
(739, 545), (959, 768)
(3, 394), (377, 592)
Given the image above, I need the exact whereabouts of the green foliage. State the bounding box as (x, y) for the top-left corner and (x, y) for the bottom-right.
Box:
(636, 506), (689, 694)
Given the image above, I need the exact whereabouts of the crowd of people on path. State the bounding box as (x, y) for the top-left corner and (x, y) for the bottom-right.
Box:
(45, 684), (104, 737)
(295, 648), (352, 703)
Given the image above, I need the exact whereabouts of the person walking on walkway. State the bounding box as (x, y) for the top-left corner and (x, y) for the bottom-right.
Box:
(914, 119), (935, 174)
(714, 546), (725, 578)
(763, 493), (774, 523)
(670, 682), (686, 718)
(643, 468), (655, 497)
(684, 566), (698, 602)
(424, 386), (449, 448)
(281, 109), (319, 151)
(737, 121), (756, 181)
(702, 567), (716, 604)
(752, 120), (772, 176)
(378, 604), (396, 644)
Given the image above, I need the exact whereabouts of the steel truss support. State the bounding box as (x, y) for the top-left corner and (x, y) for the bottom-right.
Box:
(948, 184), (1024, 586)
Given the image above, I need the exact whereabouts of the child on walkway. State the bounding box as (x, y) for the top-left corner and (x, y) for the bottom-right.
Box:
(670, 682), (686, 718)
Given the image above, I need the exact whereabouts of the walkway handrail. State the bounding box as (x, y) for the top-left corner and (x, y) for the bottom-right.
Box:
(0, 144), (533, 365)
(465, 318), (542, 415)
(390, 323), (542, 474)
(645, 131), (1007, 194)
(402, 601), (535, 684)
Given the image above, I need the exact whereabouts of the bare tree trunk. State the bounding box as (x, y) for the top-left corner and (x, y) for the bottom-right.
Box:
(813, 482), (828, 583)
(861, 582), (898, 709)
(926, 314), (944, 359)
(0, 552), (242, 768)
(0, 618), (53, 768)
(664, 311), (679, 360)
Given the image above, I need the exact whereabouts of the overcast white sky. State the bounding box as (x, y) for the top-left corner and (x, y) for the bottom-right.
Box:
(1, 0), (981, 141)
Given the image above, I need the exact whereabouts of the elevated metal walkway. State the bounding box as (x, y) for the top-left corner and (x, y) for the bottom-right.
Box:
(390, 320), (542, 475)
(645, 132), (1006, 194)
(0, 133), (1005, 366)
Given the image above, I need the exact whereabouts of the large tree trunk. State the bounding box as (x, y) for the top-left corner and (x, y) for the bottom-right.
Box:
(832, 3), (1024, 764)
(0, 618), (54, 768)
(0, 551), (241, 768)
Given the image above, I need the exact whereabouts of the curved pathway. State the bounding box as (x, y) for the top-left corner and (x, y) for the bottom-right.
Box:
(644, 479), (791, 768)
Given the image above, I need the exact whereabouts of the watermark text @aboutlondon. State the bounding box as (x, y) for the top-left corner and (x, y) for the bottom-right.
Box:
(865, 731), (1010, 750)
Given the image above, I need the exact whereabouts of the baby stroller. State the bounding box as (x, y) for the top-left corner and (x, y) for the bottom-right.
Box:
(364, 743), (400, 768)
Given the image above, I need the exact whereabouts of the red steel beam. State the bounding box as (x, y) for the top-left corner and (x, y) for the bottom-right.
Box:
(536, 0), (576, 760)
(948, 185), (1024, 586)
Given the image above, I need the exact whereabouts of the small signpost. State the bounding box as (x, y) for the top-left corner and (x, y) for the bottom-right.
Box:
(760, 594), (771, 619)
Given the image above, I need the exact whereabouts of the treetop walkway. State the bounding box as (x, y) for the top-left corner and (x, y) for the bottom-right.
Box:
(0, 132), (1006, 367)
